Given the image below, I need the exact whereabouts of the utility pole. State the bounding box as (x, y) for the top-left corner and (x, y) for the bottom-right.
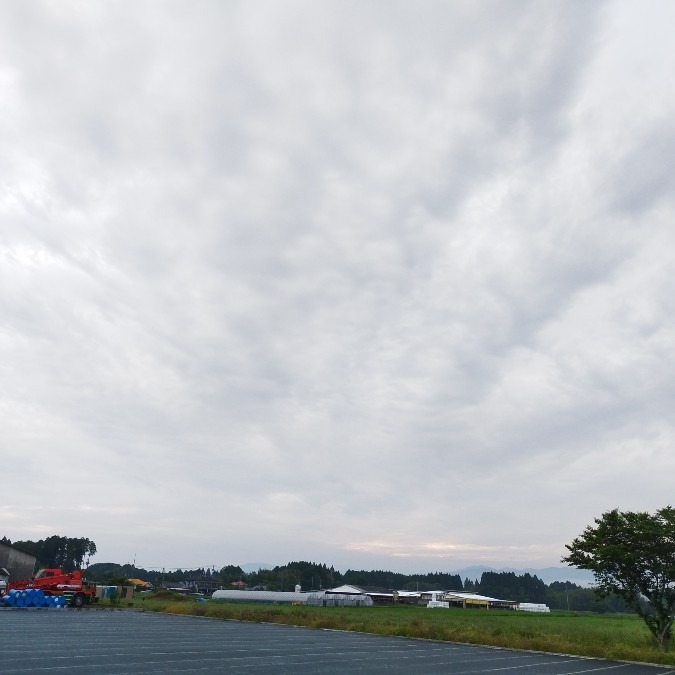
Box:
(566, 582), (570, 611)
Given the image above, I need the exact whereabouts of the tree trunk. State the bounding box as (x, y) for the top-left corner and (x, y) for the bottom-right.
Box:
(657, 618), (672, 651)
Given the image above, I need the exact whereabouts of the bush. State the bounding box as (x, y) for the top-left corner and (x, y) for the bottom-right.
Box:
(149, 590), (190, 602)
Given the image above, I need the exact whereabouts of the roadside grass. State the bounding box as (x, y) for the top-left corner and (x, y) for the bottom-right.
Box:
(124, 595), (675, 666)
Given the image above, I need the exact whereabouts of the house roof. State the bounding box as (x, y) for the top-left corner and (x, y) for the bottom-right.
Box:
(327, 584), (393, 596)
(326, 584), (366, 594)
(445, 591), (517, 604)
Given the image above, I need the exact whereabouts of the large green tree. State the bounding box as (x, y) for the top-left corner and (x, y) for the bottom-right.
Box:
(563, 507), (675, 650)
(219, 565), (245, 584)
(13, 536), (97, 572)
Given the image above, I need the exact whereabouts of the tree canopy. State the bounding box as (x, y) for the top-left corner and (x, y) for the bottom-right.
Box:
(479, 571), (547, 604)
(12, 536), (97, 573)
(563, 506), (675, 650)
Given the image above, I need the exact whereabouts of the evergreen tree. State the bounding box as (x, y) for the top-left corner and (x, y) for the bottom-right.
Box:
(12, 536), (96, 572)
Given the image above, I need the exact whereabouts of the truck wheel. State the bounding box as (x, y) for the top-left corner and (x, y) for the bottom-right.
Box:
(71, 594), (85, 608)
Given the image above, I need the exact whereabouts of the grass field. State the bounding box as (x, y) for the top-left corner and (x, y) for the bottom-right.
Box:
(119, 595), (675, 666)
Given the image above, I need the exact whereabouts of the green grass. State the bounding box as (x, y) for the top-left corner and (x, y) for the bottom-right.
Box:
(122, 595), (675, 666)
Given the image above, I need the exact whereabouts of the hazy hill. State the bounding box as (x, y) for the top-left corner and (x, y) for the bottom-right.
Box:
(451, 565), (594, 587)
(240, 562), (273, 573)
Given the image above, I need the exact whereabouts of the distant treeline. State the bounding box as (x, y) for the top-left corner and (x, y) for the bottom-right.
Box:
(84, 560), (628, 613)
(5, 534), (624, 613)
(3, 535), (97, 574)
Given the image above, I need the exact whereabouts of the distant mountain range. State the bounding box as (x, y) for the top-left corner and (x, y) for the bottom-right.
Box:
(450, 565), (595, 587)
(240, 562), (273, 573)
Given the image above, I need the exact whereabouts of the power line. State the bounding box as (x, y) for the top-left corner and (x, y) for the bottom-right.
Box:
(133, 564), (220, 571)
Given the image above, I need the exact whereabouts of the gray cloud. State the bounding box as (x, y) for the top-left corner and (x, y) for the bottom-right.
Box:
(2, 0), (674, 572)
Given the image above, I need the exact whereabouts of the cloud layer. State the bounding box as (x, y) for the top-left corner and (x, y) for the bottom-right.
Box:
(2, 0), (674, 572)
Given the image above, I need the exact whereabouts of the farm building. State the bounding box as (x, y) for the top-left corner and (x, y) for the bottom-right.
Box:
(516, 602), (551, 613)
(326, 584), (398, 603)
(326, 586), (519, 609)
(0, 541), (37, 582)
(212, 589), (309, 604)
(442, 591), (519, 610)
(211, 589), (373, 606)
(211, 584), (540, 612)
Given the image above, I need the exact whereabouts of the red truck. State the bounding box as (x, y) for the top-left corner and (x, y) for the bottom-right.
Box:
(5, 568), (98, 607)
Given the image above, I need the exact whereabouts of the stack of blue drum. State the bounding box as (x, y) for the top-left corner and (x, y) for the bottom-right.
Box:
(1, 589), (67, 608)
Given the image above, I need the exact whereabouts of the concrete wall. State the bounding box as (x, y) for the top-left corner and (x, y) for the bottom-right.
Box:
(0, 542), (37, 581)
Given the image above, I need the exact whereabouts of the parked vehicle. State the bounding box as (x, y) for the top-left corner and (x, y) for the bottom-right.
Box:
(3, 568), (98, 607)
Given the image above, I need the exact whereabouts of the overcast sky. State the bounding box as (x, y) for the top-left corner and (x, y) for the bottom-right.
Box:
(2, 0), (674, 575)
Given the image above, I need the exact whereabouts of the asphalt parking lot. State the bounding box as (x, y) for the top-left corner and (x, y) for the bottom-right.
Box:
(1, 608), (674, 674)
